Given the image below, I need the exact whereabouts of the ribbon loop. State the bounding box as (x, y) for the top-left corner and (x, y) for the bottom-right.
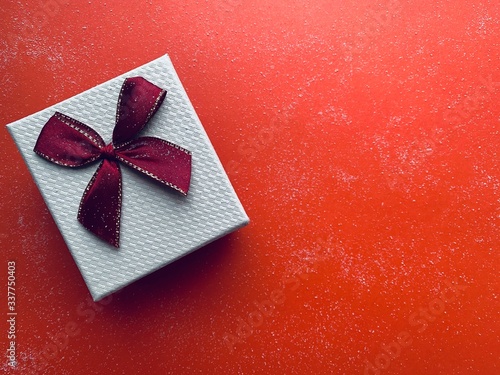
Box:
(34, 112), (104, 167)
(113, 77), (167, 146)
(34, 77), (191, 248)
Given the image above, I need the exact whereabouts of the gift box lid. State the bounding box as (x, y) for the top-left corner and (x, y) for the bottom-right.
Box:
(7, 54), (249, 301)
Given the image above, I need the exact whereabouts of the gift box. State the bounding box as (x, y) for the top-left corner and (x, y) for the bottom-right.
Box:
(7, 54), (249, 301)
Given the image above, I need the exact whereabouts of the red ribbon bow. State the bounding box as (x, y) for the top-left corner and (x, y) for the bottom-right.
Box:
(34, 77), (192, 248)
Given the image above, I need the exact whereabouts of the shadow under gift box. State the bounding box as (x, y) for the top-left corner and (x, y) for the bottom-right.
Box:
(6, 54), (249, 301)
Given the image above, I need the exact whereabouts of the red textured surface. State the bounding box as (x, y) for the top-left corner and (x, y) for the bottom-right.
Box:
(1, 1), (499, 374)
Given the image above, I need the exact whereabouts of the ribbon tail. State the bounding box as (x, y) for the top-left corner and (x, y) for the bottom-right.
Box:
(116, 136), (191, 195)
(78, 159), (122, 248)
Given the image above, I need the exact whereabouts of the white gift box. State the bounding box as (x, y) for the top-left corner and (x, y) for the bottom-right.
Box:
(7, 54), (249, 301)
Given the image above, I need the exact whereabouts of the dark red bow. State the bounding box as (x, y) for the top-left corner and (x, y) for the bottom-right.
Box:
(34, 77), (192, 248)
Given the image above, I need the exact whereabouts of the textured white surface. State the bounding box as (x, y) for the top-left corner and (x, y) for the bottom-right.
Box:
(7, 54), (249, 301)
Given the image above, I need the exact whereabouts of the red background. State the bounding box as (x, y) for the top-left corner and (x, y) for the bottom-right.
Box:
(1, 0), (499, 374)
